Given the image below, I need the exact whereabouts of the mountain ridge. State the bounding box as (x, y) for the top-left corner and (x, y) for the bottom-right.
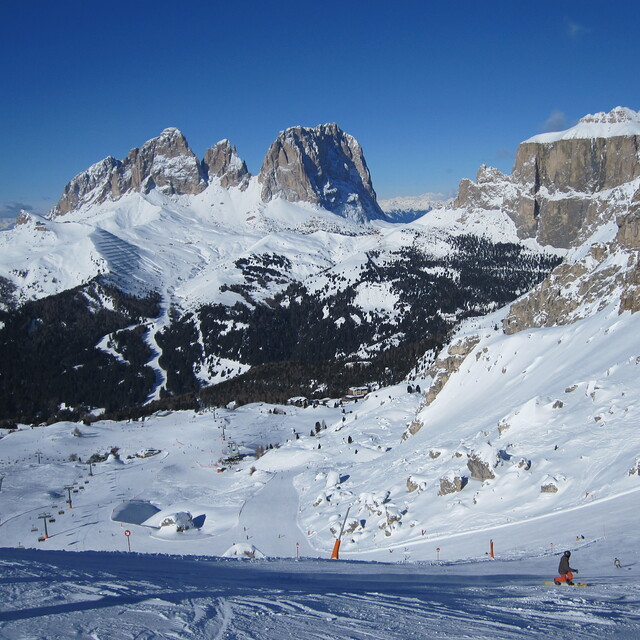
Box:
(1, 107), (638, 425)
(50, 123), (385, 224)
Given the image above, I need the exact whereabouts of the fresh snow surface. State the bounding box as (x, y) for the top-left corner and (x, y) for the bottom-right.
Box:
(2, 300), (640, 637)
(525, 107), (640, 144)
(0, 177), (540, 308)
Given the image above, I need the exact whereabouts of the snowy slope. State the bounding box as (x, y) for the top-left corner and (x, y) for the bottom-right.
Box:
(3, 203), (640, 636)
(0, 177), (537, 308)
(2, 225), (640, 639)
(1, 538), (639, 639)
(526, 107), (640, 144)
(1, 303), (639, 559)
(1, 354), (640, 638)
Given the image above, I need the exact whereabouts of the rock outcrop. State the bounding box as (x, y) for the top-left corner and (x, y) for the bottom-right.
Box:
(455, 107), (640, 249)
(467, 452), (495, 482)
(53, 156), (124, 216)
(504, 228), (640, 334)
(438, 474), (467, 496)
(202, 139), (250, 190)
(616, 191), (640, 249)
(402, 335), (480, 439)
(258, 123), (384, 223)
(51, 123), (384, 222)
(51, 128), (208, 216)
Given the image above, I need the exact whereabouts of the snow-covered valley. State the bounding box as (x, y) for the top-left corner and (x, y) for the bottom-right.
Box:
(2, 300), (640, 637)
(2, 107), (640, 638)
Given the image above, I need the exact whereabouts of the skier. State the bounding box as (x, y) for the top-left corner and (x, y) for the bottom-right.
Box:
(614, 557), (622, 569)
(554, 550), (578, 585)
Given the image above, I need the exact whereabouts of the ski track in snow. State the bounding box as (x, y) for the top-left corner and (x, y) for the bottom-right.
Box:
(1, 549), (639, 639)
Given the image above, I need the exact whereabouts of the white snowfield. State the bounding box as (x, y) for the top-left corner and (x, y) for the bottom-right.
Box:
(2, 299), (640, 636)
(2, 109), (640, 637)
(525, 106), (640, 143)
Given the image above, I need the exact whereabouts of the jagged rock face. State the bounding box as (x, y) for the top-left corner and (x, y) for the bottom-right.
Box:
(438, 475), (467, 496)
(51, 128), (207, 217)
(510, 135), (640, 247)
(455, 108), (640, 249)
(53, 156), (123, 216)
(616, 191), (640, 249)
(467, 453), (495, 481)
(202, 139), (250, 190)
(258, 123), (384, 223)
(120, 128), (206, 196)
(504, 238), (640, 334)
(14, 210), (34, 226)
(454, 165), (513, 212)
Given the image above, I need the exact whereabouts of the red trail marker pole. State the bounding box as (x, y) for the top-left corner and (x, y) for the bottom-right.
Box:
(124, 529), (131, 552)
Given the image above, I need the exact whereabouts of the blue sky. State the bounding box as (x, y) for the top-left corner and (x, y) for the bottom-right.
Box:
(1, 0), (639, 220)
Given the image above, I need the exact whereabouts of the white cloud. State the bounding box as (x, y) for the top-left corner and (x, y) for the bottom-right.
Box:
(540, 110), (567, 133)
(567, 19), (590, 40)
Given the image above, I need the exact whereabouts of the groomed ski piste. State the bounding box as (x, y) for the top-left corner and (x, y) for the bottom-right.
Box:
(2, 298), (640, 637)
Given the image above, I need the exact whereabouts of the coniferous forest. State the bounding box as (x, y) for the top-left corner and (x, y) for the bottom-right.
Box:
(0, 236), (561, 424)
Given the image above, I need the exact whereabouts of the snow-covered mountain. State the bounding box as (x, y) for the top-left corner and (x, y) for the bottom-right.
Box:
(1, 107), (640, 638)
(378, 192), (451, 222)
(0, 107), (637, 424)
(456, 106), (640, 248)
(0, 122), (563, 424)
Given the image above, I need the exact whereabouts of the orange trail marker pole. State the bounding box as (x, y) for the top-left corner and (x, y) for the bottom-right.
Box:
(330, 506), (351, 559)
(490, 539), (495, 559)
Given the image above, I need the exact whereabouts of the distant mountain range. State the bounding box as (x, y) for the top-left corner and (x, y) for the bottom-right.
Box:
(1, 108), (639, 424)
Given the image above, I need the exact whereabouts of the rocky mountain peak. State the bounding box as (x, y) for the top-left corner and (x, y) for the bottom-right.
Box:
(578, 106), (640, 125)
(51, 129), (208, 217)
(120, 128), (206, 197)
(51, 156), (124, 217)
(258, 123), (384, 223)
(455, 107), (640, 249)
(202, 139), (250, 190)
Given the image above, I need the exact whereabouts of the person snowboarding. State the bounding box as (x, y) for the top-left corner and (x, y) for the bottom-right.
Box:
(554, 550), (578, 585)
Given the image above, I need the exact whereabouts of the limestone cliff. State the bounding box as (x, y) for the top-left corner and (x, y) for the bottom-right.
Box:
(202, 139), (250, 190)
(455, 107), (640, 249)
(258, 123), (384, 223)
(51, 128), (208, 217)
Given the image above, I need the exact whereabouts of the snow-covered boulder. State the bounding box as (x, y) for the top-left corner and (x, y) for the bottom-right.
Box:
(222, 543), (265, 559)
(325, 470), (341, 488)
(438, 472), (467, 496)
(467, 446), (496, 481)
(406, 475), (428, 493)
(159, 511), (194, 532)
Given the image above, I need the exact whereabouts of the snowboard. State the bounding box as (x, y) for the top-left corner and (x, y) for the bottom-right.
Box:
(543, 581), (589, 587)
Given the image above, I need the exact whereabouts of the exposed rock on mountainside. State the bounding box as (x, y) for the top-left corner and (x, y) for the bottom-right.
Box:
(438, 474), (467, 496)
(412, 107), (640, 417)
(455, 107), (640, 249)
(616, 195), (640, 249)
(53, 156), (124, 216)
(51, 123), (383, 222)
(202, 139), (250, 190)
(503, 212), (640, 335)
(402, 335), (481, 439)
(258, 123), (384, 223)
(52, 128), (207, 216)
